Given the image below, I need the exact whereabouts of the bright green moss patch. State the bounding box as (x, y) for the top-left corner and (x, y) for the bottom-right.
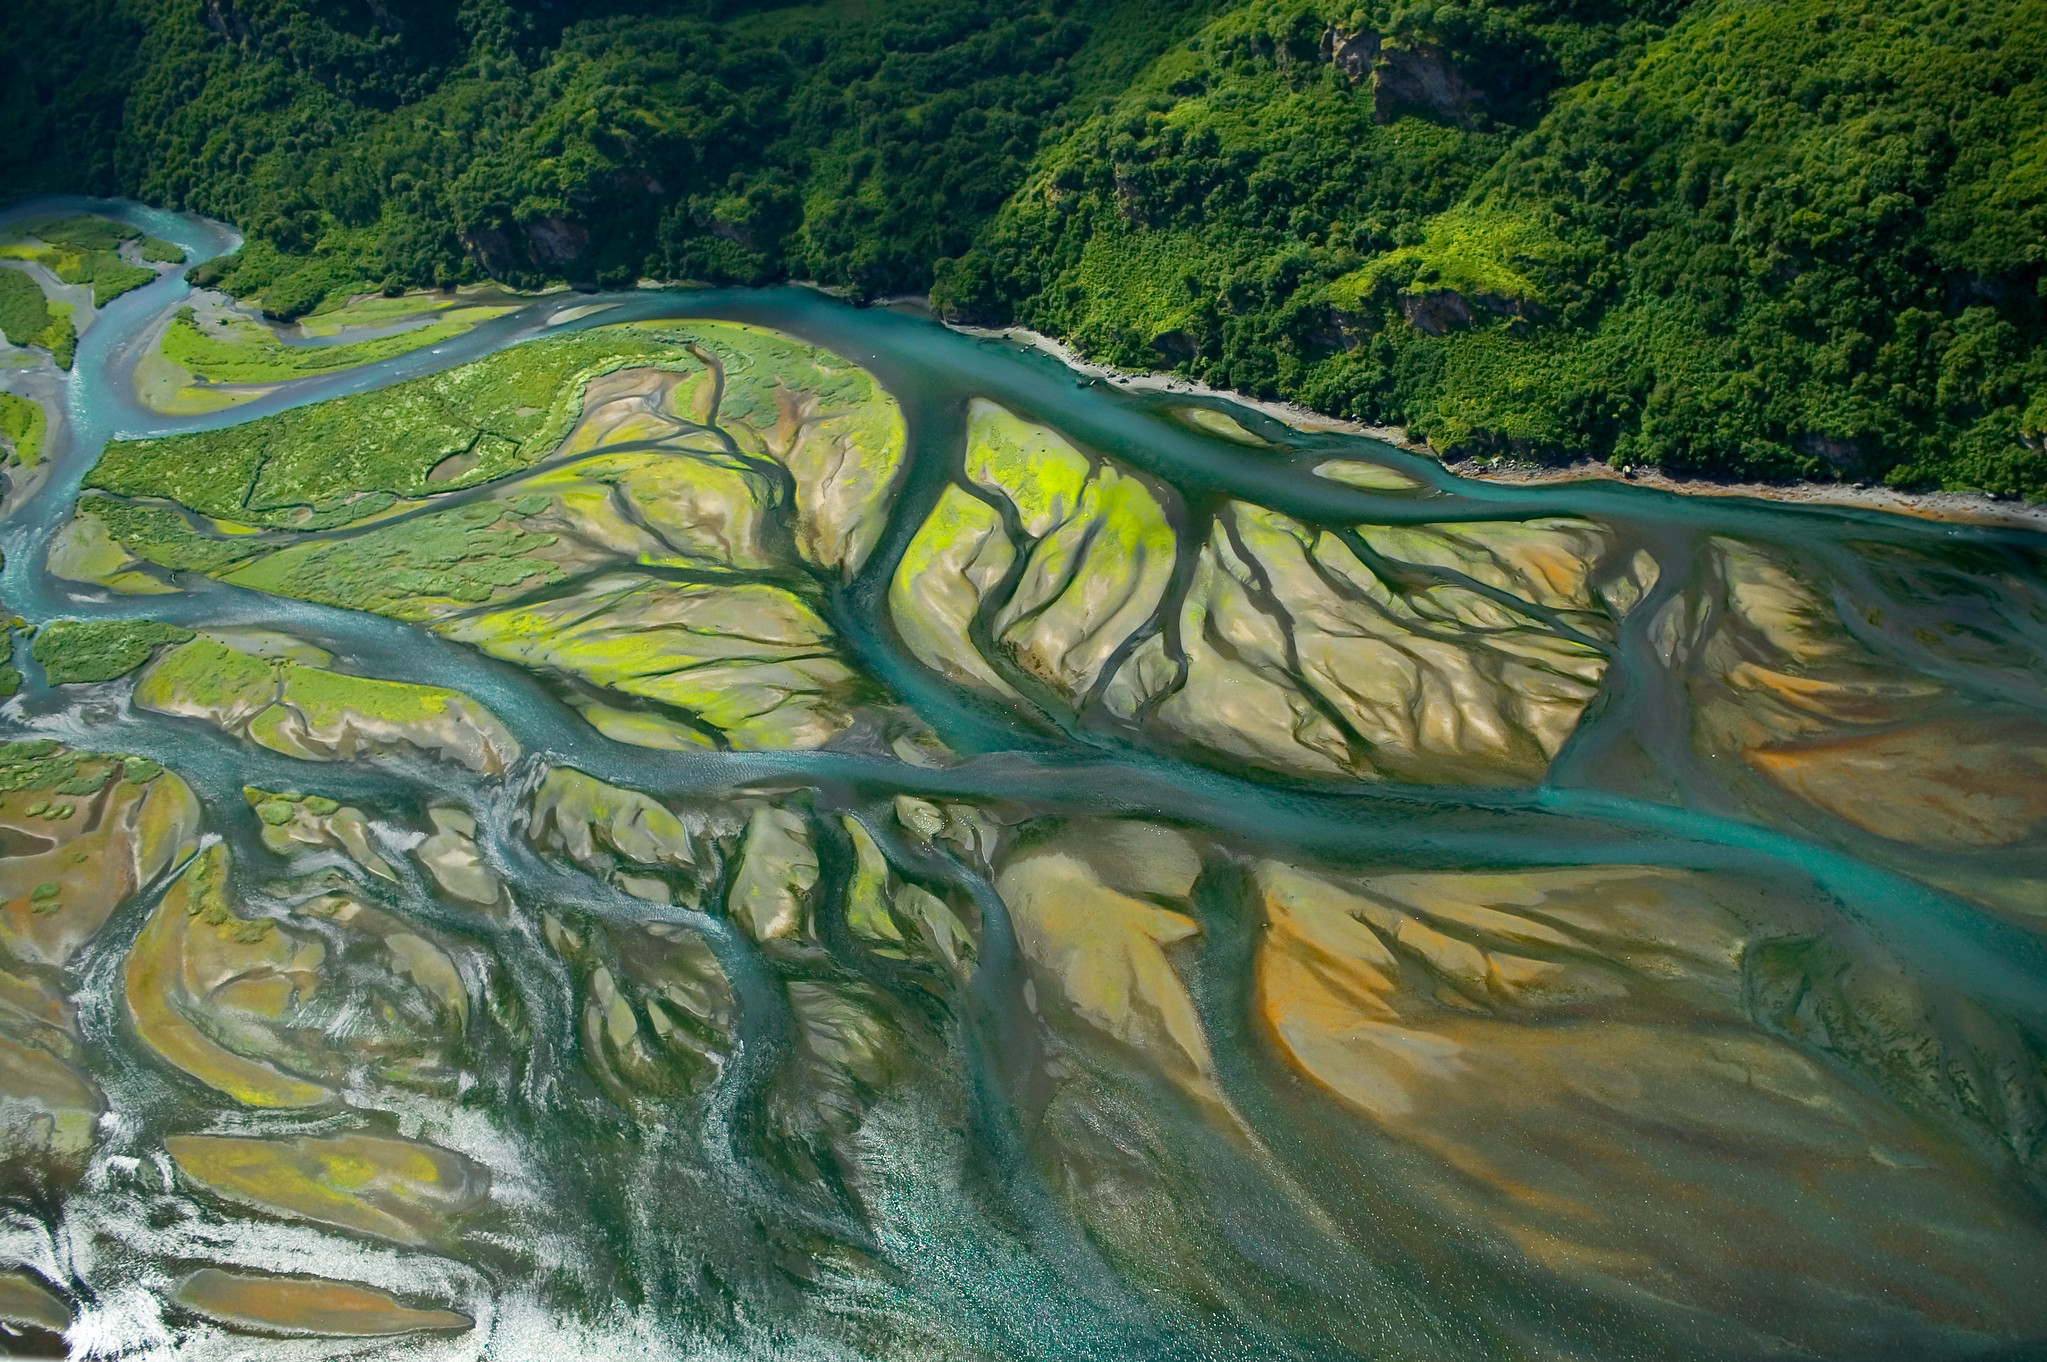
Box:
(133, 638), (278, 713)
(964, 399), (1093, 531)
(0, 394), (47, 467)
(140, 237), (186, 265)
(32, 619), (197, 684)
(35, 305), (76, 371)
(137, 638), (518, 770)
(252, 795), (296, 825)
(87, 325), (704, 527)
(83, 320), (908, 674)
(279, 663), (457, 729)
(1329, 208), (1569, 310)
(158, 304), (507, 385)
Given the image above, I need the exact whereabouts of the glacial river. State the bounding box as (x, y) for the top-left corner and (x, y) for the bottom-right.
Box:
(2, 197), (2044, 1360)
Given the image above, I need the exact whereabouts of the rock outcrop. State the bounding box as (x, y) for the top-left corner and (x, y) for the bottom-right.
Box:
(1321, 26), (1487, 124)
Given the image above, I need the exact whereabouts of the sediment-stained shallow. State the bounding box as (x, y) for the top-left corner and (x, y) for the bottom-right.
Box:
(0, 197), (2044, 1360)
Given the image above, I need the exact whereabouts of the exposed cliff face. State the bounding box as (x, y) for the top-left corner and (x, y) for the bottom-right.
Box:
(1321, 26), (1488, 125)
(462, 216), (592, 280)
(1396, 287), (1532, 336)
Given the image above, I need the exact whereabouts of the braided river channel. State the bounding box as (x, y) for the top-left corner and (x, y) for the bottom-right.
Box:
(1, 197), (2044, 1360)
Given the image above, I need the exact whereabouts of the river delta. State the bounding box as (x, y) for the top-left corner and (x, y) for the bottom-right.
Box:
(0, 199), (2044, 1360)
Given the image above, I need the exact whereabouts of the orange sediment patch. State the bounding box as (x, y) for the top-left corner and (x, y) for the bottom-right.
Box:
(174, 1268), (470, 1337)
(122, 848), (333, 1109)
(1244, 860), (2047, 1348)
(1723, 662), (1934, 722)
(167, 1130), (489, 1246)
(1747, 715), (2047, 847)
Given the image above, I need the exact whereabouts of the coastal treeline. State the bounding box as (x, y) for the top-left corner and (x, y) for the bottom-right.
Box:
(4, 0), (2042, 495)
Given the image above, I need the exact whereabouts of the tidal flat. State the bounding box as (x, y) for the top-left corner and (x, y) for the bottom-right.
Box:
(0, 201), (2044, 1360)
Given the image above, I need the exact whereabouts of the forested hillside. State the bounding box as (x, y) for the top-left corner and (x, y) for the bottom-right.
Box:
(5, 0), (2043, 495)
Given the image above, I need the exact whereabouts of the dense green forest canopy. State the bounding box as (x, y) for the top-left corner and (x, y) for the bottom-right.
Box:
(5, 0), (2044, 495)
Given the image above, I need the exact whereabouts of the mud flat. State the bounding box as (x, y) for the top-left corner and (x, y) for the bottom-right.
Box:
(1, 213), (2043, 1361)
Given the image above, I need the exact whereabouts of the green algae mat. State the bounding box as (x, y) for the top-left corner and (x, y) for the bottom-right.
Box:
(1, 201), (2045, 1360)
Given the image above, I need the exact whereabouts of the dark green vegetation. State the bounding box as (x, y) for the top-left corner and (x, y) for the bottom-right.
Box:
(0, 271), (75, 370)
(88, 326), (699, 526)
(942, 0), (2047, 495)
(3, 0), (1198, 313)
(0, 271), (50, 346)
(0, 214), (162, 370)
(0, 739), (155, 792)
(31, 619), (196, 685)
(5, 0), (2044, 494)
(76, 499), (265, 574)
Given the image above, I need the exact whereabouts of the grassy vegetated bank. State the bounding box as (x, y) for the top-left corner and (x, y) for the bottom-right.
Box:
(88, 325), (720, 529)
(156, 300), (511, 385)
(31, 619), (195, 685)
(0, 394), (47, 469)
(0, 213), (184, 370)
(0, 271), (77, 371)
(123, 634), (522, 771)
(136, 636), (441, 727)
(5, 0), (2043, 494)
(75, 319), (907, 751)
(0, 216), (172, 306)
